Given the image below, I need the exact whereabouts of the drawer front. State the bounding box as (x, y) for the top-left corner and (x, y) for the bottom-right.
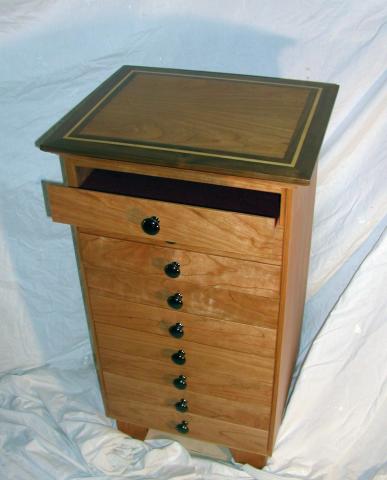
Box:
(89, 293), (277, 358)
(104, 371), (271, 430)
(47, 184), (283, 264)
(106, 394), (268, 453)
(95, 323), (274, 384)
(86, 266), (279, 329)
(99, 348), (273, 406)
(80, 233), (281, 298)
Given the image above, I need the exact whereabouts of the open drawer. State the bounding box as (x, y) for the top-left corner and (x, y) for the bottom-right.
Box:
(46, 174), (283, 265)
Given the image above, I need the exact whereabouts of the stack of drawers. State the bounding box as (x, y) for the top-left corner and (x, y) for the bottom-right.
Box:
(38, 66), (338, 467)
(82, 210), (281, 445)
(47, 175), (282, 460)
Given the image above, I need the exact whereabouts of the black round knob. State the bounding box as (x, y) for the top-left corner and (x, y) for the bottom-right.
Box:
(171, 349), (186, 365)
(164, 261), (181, 278)
(173, 375), (187, 390)
(176, 420), (189, 434)
(175, 399), (188, 413)
(169, 322), (184, 339)
(167, 293), (183, 310)
(141, 216), (160, 235)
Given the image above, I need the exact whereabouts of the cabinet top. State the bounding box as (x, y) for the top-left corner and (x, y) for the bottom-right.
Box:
(37, 66), (338, 184)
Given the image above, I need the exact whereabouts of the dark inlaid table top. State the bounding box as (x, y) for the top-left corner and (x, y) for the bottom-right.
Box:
(37, 66), (338, 184)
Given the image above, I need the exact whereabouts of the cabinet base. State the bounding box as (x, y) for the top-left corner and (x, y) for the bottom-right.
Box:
(117, 420), (148, 441)
(230, 448), (267, 468)
(116, 421), (267, 468)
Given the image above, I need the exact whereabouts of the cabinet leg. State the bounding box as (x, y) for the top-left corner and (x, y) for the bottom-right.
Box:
(117, 420), (148, 441)
(230, 448), (267, 468)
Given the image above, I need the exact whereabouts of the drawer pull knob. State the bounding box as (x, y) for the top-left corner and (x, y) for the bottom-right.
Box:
(171, 349), (186, 365)
(167, 293), (183, 310)
(164, 261), (181, 278)
(176, 420), (189, 434)
(173, 375), (187, 390)
(169, 322), (184, 338)
(175, 399), (188, 412)
(141, 216), (160, 235)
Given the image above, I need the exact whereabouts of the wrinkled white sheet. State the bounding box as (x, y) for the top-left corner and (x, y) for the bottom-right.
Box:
(266, 230), (387, 479)
(1, 1), (386, 478)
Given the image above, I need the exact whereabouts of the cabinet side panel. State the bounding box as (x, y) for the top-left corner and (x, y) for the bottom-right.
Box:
(61, 157), (109, 411)
(72, 228), (110, 409)
(267, 170), (317, 453)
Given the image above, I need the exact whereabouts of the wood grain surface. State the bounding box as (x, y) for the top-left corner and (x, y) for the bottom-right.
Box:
(37, 67), (338, 184)
(116, 421), (148, 440)
(85, 266), (279, 329)
(46, 184), (284, 264)
(63, 153), (288, 193)
(104, 371), (271, 430)
(88, 292), (277, 357)
(79, 233), (281, 298)
(79, 72), (311, 160)
(94, 322), (274, 384)
(99, 348), (273, 405)
(267, 171), (317, 453)
(106, 395), (268, 452)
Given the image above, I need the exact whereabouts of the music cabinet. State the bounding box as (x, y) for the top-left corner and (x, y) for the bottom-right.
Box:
(37, 66), (338, 467)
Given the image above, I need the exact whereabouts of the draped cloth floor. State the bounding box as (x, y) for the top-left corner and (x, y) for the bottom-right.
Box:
(0, 1), (386, 479)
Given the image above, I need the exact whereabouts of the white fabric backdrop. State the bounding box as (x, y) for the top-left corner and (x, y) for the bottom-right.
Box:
(0, 1), (386, 478)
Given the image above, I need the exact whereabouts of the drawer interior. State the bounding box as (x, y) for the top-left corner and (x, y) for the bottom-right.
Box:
(79, 168), (281, 219)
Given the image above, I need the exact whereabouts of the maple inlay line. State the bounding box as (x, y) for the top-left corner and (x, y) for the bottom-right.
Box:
(64, 69), (322, 168)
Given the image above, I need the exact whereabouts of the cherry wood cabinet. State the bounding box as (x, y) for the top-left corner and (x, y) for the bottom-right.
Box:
(37, 66), (338, 467)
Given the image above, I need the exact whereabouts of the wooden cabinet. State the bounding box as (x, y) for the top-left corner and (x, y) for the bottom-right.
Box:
(37, 66), (338, 467)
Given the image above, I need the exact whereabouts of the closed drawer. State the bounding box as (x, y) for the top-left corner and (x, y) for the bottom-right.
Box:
(104, 371), (270, 430)
(106, 394), (268, 453)
(46, 184), (283, 264)
(89, 293), (277, 358)
(80, 233), (281, 298)
(99, 348), (273, 406)
(95, 323), (274, 384)
(85, 266), (279, 329)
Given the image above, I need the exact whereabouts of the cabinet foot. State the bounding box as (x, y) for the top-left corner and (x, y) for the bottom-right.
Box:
(117, 420), (148, 441)
(230, 448), (267, 468)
